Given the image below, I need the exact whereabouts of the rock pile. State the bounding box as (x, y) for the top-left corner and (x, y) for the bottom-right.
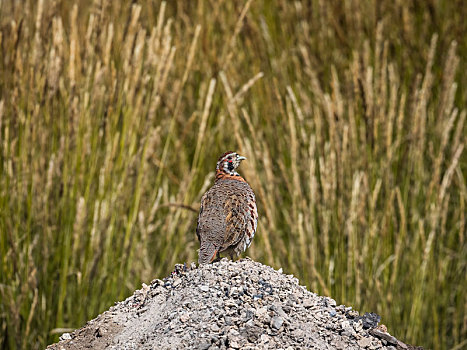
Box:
(48, 258), (421, 350)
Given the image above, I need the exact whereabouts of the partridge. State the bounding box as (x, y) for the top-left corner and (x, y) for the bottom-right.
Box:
(197, 151), (258, 264)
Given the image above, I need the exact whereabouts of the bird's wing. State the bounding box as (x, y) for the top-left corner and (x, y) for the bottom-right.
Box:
(197, 189), (225, 263)
(221, 191), (256, 251)
(196, 193), (205, 243)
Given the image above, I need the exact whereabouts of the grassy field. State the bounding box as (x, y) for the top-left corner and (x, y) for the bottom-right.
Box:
(0, 0), (465, 349)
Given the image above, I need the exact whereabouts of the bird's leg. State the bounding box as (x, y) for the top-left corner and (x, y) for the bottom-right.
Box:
(212, 251), (222, 263)
(229, 252), (235, 261)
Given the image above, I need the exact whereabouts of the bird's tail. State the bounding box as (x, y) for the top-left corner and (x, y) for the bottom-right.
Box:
(198, 241), (218, 264)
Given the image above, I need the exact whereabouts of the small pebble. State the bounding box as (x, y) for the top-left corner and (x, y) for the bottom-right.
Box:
(199, 285), (209, 292)
(59, 333), (71, 341)
(358, 337), (372, 348)
(172, 278), (182, 287)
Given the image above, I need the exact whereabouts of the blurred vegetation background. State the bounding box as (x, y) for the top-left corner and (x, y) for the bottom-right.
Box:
(0, 0), (465, 349)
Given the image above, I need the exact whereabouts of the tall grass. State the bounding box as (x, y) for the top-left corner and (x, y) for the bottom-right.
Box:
(0, 1), (465, 349)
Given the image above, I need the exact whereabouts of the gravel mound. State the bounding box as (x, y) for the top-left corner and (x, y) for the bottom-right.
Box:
(47, 258), (421, 350)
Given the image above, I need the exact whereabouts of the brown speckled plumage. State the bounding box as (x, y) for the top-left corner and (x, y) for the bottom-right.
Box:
(197, 151), (258, 264)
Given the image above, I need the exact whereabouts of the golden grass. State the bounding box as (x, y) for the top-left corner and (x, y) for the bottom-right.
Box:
(0, 1), (465, 349)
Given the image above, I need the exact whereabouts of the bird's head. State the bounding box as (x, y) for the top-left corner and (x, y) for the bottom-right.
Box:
(216, 151), (247, 176)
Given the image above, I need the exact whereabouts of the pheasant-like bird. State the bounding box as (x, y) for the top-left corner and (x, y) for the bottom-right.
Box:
(197, 151), (258, 264)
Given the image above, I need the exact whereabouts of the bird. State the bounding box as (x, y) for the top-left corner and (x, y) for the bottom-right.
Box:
(197, 151), (258, 264)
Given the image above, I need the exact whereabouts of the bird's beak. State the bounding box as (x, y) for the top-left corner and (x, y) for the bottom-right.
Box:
(237, 155), (247, 161)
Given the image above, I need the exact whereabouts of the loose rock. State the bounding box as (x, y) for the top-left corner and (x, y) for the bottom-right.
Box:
(47, 259), (422, 350)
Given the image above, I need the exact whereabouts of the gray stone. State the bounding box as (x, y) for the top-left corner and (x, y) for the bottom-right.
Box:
(198, 341), (211, 350)
(271, 316), (284, 330)
(358, 337), (372, 348)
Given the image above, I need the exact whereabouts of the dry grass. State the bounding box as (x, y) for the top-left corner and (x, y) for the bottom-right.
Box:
(0, 1), (465, 349)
